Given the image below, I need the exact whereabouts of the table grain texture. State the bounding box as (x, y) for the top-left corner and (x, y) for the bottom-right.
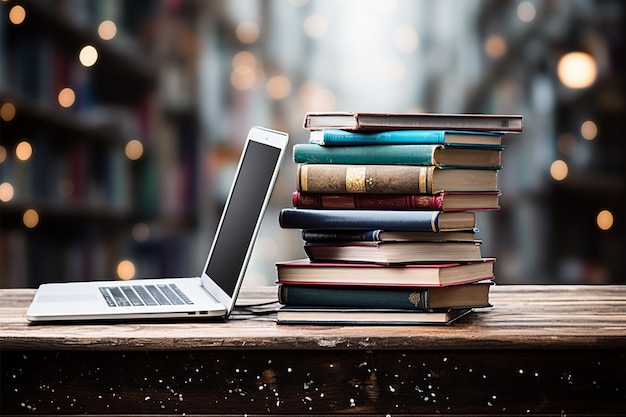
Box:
(1, 285), (625, 416)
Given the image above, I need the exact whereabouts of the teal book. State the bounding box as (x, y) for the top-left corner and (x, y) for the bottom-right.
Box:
(293, 143), (501, 168)
(309, 129), (503, 147)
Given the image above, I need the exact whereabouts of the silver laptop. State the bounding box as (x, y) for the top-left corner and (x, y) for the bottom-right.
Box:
(26, 126), (288, 322)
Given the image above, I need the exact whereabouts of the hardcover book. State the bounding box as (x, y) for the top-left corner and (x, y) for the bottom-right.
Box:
(293, 143), (502, 168)
(303, 240), (483, 263)
(279, 209), (477, 232)
(276, 306), (473, 325)
(278, 280), (493, 311)
(309, 129), (503, 147)
(303, 111), (524, 133)
(300, 229), (477, 243)
(275, 258), (495, 286)
(296, 164), (498, 194)
(292, 191), (501, 211)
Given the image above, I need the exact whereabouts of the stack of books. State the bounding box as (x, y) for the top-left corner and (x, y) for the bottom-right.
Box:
(276, 111), (523, 325)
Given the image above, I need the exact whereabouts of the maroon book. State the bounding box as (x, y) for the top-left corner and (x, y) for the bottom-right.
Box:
(292, 191), (500, 211)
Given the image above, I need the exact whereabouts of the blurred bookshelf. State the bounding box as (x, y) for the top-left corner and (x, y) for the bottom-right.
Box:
(0, 0), (623, 288)
(471, 0), (625, 284)
(0, 0), (200, 287)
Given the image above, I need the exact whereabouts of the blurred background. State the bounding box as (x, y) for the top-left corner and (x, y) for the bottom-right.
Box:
(0, 0), (623, 288)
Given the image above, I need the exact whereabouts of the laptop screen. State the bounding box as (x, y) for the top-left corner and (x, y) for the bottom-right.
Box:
(204, 139), (282, 296)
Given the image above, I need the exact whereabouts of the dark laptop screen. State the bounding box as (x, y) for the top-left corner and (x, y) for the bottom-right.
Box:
(205, 139), (281, 296)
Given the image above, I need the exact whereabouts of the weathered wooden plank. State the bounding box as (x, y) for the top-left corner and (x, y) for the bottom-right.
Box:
(1, 349), (624, 415)
(1, 286), (625, 351)
(1, 286), (625, 415)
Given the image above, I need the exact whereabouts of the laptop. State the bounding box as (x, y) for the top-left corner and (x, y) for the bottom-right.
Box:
(26, 126), (288, 322)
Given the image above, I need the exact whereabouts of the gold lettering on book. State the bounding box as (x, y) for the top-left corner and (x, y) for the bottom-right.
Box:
(346, 166), (367, 192)
(408, 292), (421, 307)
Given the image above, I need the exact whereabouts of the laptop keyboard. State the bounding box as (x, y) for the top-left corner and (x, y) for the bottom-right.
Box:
(98, 284), (194, 307)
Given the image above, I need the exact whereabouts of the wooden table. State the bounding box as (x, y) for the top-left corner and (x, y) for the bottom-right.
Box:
(1, 285), (625, 416)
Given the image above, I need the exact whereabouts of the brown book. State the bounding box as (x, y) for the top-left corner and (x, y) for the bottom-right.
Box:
(276, 258), (495, 286)
(303, 111), (524, 133)
(292, 191), (501, 211)
(296, 164), (498, 194)
(304, 240), (483, 264)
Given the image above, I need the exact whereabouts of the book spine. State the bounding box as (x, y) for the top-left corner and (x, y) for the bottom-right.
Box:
(301, 230), (381, 242)
(294, 143), (440, 165)
(297, 164), (436, 194)
(292, 191), (443, 210)
(309, 129), (446, 145)
(279, 209), (441, 231)
(279, 285), (431, 310)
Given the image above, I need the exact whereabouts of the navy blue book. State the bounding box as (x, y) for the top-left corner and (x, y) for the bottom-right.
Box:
(300, 229), (477, 243)
(279, 209), (476, 232)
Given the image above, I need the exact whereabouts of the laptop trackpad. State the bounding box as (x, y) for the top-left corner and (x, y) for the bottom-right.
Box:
(37, 294), (98, 303)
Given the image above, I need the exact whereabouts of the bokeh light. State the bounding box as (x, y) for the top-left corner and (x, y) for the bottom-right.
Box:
(303, 15), (327, 38)
(266, 75), (291, 100)
(125, 139), (144, 160)
(580, 120), (598, 140)
(58, 88), (76, 108)
(557, 52), (597, 88)
(484, 35), (507, 58)
(23, 208), (39, 228)
(117, 260), (136, 280)
(9, 5), (26, 25)
(236, 21), (260, 44)
(98, 20), (117, 40)
(79, 45), (99, 67)
(231, 51), (258, 90)
(0, 102), (16, 121)
(550, 159), (568, 181)
(16, 141), (33, 161)
(517, 2), (536, 22)
(596, 210), (614, 231)
(0, 182), (14, 202)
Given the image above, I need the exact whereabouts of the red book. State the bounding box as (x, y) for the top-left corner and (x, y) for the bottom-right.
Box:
(292, 191), (500, 211)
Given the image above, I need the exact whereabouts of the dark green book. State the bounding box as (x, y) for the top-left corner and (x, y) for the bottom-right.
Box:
(278, 281), (493, 311)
